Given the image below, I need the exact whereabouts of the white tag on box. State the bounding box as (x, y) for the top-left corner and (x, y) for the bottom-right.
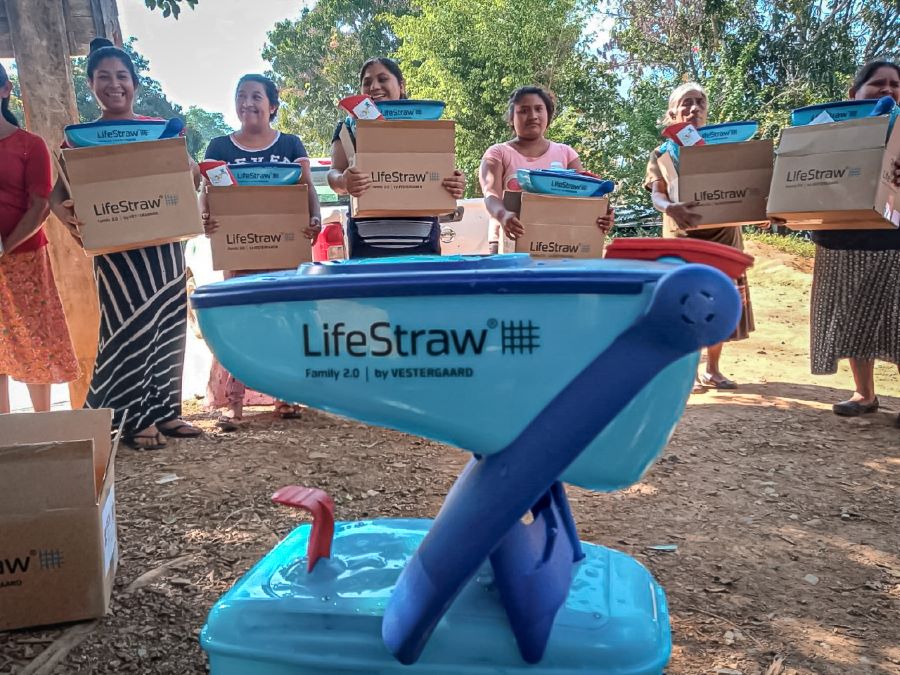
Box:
(809, 110), (835, 125)
(353, 98), (382, 120)
(676, 124), (703, 146)
(206, 164), (235, 187)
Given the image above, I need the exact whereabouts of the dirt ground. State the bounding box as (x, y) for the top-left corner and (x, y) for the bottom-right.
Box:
(2, 241), (898, 675)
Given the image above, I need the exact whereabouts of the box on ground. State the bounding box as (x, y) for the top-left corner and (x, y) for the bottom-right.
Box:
(57, 137), (203, 255)
(767, 116), (900, 230)
(0, 409), (118, 632)
(207, 184), (311, 271)
(498, 191), (608, 258)
(340, 119), (456, 218)
(657, 139), (773, 230)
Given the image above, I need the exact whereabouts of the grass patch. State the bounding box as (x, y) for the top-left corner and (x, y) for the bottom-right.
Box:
(745, 230), (815, 259)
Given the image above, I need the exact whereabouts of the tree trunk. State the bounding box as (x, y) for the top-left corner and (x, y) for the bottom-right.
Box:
(6, 0), (101, 409)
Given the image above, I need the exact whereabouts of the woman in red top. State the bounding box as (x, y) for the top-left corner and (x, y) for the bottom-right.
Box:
(0, 63), (79, 413)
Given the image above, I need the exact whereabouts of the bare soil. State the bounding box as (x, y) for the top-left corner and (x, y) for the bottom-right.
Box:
(2, 241), (898, 675)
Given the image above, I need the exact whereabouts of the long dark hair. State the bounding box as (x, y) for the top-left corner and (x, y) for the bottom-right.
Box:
(0, 63), (19, 127)
(86, 37), (139, 87)
(851, 60), (900, 96)
(237, 74), (280, 121)
(506, 85), (557, 125)
(359, 57), (408, 99)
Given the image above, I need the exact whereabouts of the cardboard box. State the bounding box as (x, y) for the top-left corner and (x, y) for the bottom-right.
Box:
(657, 139), (773, 230)
(207, 184), (311, 271)
(0, 409), (119, 632)
(767, 116), (900, 230)
(58, 137), (203, 255)
(340, 119), (456, 218)
(499, 191), (608, 258)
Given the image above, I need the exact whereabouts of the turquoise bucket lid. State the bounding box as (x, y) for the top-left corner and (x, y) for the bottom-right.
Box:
(374, 99), (447, 120)
(228, 162), (303, 186)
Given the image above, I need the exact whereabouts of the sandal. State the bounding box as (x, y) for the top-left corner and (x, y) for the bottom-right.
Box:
(215, 415), (243, 432)
(832, 397), (879, 417)
(157, 420), (203, 438)
(691, 381), (706, 394)
(122, 430), (167, 451)
(699, 374), (738, 390)
(274, 403), (303, 420)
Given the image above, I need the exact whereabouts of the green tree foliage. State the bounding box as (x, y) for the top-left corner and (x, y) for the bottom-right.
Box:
(143, 0), (198, 19)
(391, 0), (622, 197)
(263, 0), (413, 156)
(184, 107), (233, 159)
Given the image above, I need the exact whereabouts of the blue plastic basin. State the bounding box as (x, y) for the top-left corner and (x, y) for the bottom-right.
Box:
(64, 119), (169, 147)
(375, 99), (446, 120)
(698, 121), (758, 144)
(516, 169), (615, 198)
(228, 162), (302, 186)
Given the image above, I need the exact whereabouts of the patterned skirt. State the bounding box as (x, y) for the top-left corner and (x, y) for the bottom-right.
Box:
(85, 243), (187, 435)
(0, 247), (80, 384)
(811, 246), (900, 374)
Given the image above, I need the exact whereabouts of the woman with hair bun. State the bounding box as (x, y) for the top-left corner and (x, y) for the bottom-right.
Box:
(50, 38), (202, 450)
(480, 85), (614, 253)
(0, 62), (80, 414)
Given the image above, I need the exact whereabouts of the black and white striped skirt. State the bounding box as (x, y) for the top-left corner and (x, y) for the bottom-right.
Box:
(810, 246), (900, 374)
(86, 242), (187, 434)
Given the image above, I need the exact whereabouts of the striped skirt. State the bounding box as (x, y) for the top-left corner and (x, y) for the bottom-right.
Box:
(86, 243), (187, 435)
(811, 246), (900, 374)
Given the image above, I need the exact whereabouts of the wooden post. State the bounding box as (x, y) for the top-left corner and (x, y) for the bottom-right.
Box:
(6, 0), (101, 409)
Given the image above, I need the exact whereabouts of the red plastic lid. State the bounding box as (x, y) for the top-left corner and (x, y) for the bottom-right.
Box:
(605, 238), (753, 279)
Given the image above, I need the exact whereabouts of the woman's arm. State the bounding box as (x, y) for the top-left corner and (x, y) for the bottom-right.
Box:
(479, 154), (524, 238)
(297, 159), (322, 240)
(49, 176), (83, 244)
(650, 178), (700, 229)
(327, 139), (370, 197)
(2, 195), (50, 254)
(566, 152), (612, 233)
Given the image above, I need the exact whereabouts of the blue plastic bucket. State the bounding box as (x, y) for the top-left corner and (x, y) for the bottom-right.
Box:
(516, 169), (615, 198)
(698, 121), (758, 144)
(791, 99), (879, 125)
(228, 162), (302, 186)
(375, 99), (446, 120)
(64, 119), (169, 147)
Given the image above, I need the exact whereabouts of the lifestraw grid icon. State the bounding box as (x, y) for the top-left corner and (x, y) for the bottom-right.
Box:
(39, 549), (64, 570)
(501, 320), (541, 354)
(164, 194), (179, 206)
(429, 171), (440, 181)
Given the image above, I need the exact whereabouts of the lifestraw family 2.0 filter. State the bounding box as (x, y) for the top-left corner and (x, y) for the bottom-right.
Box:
(516, 168), (615, 198)
(374, 100), (446, 120)
(227, 162), (303, 186)
(64, 118), (183, 147)
(697, 121), (759, 144)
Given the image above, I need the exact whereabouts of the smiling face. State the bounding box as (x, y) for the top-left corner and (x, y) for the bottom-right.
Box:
(670, 90), (708, 128)
(89, 57), (136, 116)
(852, 65), (900, 104)
(360, 62), (405, 102)
(511, 94), (550, 141)
(236, 80), (275, 131)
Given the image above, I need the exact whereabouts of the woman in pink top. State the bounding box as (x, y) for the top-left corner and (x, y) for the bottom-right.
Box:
(480, 86), (614, 252)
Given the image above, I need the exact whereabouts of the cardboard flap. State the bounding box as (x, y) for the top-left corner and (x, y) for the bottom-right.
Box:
(776, 116), (890, 156)
(504, 191), (608, 227)
(355, 120), (455, 153)
(681, 139), (774, 174)
(0, 409), (113, 501)
(656, 151), (679, 202)
(0, 439), (97, 511)
(339, 124), (356, 164)
(62, 137), (191, 183)
(208, 185), (309, 216)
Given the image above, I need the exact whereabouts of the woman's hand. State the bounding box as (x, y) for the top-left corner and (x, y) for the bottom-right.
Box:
(304, 216), (322, 242)
(442, 170), (466, 199)
(201, 212), (219, 236)
(59, 199), (84, 244)
(343, 167), (371, 197)
(499, 209), (525, 239)
(597, 206), (615, 234)
(664, 201), (702, 229)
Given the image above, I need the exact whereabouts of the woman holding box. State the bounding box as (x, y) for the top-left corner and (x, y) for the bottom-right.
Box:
(480, 85), (614, 252)
(806, 61), (900, 426)
(201, 74), (321, 430)
(0, 63), (80, 414)
(645, 82), (755, 392)
(327, 57), (465, 258)
(50, 38), (201, 450)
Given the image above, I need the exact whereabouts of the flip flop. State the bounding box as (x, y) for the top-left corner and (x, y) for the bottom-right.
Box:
(691, 381), (706, 394)
(215, 415), (243, 432)
(158, 421), (203, 438)
(122, 431), (167, 451)
(700, 374), (738, 390)
(274, 404), (303, 420)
